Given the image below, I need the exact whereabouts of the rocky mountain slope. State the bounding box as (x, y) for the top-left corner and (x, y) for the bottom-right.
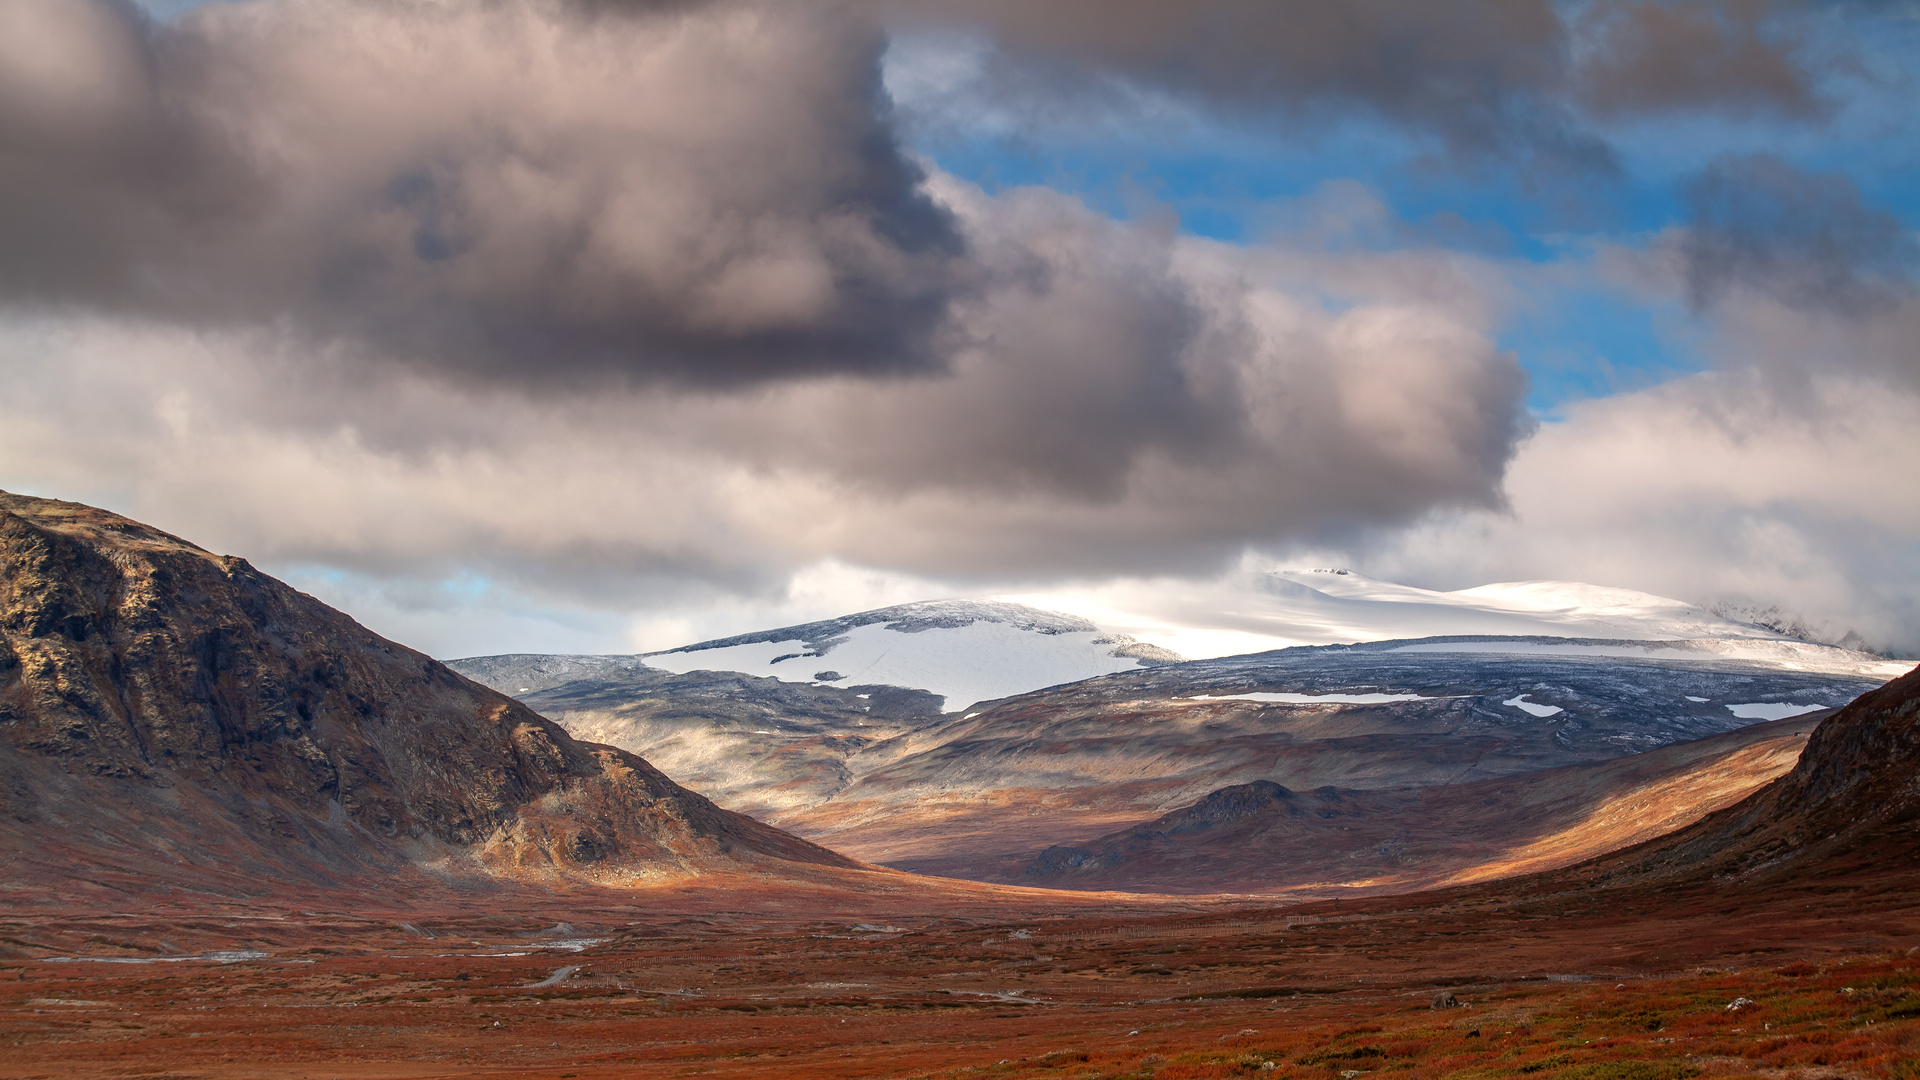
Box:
(450, 569), (1903, 876)
(464, 631), (1891, 887)
(762, 643), (1883, 872)
(446, 658), (950, 817)
(1016, 711), (1822, 895)
(0, 492), (857, 905)
(1572, 660), (1920, 892)
(1311, 660), (1920, 933)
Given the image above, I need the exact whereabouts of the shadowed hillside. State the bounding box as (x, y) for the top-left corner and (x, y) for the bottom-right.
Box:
(0, 491), (858, 906)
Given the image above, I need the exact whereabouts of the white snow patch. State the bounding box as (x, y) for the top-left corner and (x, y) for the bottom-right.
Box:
(1003, 571), (1915, 681)
(646, 619), (1150, 712)
(1686, 696), (1710, 702)
(1726, 702), (1827, 721)
(1005, 570), (1772, 661)
(527, 938), (608, 952)
(44, 950), (268, 965)
(1190, 692), (1429, 705)
(1504, 694), (1565, 718)
(625, 573), (1910, 714)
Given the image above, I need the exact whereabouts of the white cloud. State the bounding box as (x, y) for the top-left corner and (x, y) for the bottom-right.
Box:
(1363, 368), (1920, 655)
(0, 170), (1531, 662)
(6, 1), (1905, 663)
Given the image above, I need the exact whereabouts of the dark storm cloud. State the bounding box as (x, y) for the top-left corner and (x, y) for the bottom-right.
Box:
(0, 0), (967, 387)
(0, 0), (1848, 393)
(879, 0), (1604, 177)
(0, 0), (1541, 579)
(874, 0), (1832, 172)
(1680, 153), (1918, 314)
(1573, 0), (1827, 120)
(13, 0), (1870, 599)
(811, 190), (1531, 519)
(0, 186), (1536, 586)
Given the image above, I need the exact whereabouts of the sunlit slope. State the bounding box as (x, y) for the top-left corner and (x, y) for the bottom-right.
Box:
(1018, 712), (1823, 895)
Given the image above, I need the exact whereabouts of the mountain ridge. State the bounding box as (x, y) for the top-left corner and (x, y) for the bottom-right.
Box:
(1573, 660), (1920, 892)
(630, 598), (1184, 711)
(0, 491), (860, 904)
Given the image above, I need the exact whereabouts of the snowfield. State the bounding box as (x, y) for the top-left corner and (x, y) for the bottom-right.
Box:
(1726, 702), (1829, 720)
(1004, 569), (1910, 680)
(619, 573), (1911, 712)
(641, 600), (1179, 712)
(1503, 694), (1565, 718)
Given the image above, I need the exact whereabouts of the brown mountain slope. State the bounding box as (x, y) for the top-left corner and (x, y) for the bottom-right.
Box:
(969, 711), (1819, 894)
(1569, 659), (1920, 893)
(752, 663), (1876, 883)
(1303, 658), (1920, 926)
(0, 491), (858, 906)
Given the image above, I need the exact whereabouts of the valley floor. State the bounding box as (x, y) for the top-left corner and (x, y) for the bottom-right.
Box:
(4, 871), (1917, 1079)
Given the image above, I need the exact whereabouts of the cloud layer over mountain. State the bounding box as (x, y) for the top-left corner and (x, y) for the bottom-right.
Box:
(1, 0), (1913, 658)
(0, 0), (1530, 557)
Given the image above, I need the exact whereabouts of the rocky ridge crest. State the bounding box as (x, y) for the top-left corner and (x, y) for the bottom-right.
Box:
(0, 491), (855, 898)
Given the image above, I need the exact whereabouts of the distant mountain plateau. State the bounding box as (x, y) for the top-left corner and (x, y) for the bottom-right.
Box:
(454, 582), (1908, 897)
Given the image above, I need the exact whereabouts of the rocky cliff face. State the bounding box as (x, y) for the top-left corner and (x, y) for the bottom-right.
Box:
(0, 492), (855, 899)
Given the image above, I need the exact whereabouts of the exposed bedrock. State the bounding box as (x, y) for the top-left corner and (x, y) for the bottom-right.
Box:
(0, 491), (856, 901)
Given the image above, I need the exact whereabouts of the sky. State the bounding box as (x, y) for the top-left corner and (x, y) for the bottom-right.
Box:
(0, 0), (1915, 658)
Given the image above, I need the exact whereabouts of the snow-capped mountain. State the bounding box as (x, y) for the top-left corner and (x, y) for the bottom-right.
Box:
(638, 599), (1183, 712)
(1001, 569), (1910, 679)
(449, 573), (1912, 889)
(458, 574), (1904, 722)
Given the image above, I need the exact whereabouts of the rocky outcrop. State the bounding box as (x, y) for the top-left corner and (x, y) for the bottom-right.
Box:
(0, 491), (856, 898)
(1586, 662), (1920, 889)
